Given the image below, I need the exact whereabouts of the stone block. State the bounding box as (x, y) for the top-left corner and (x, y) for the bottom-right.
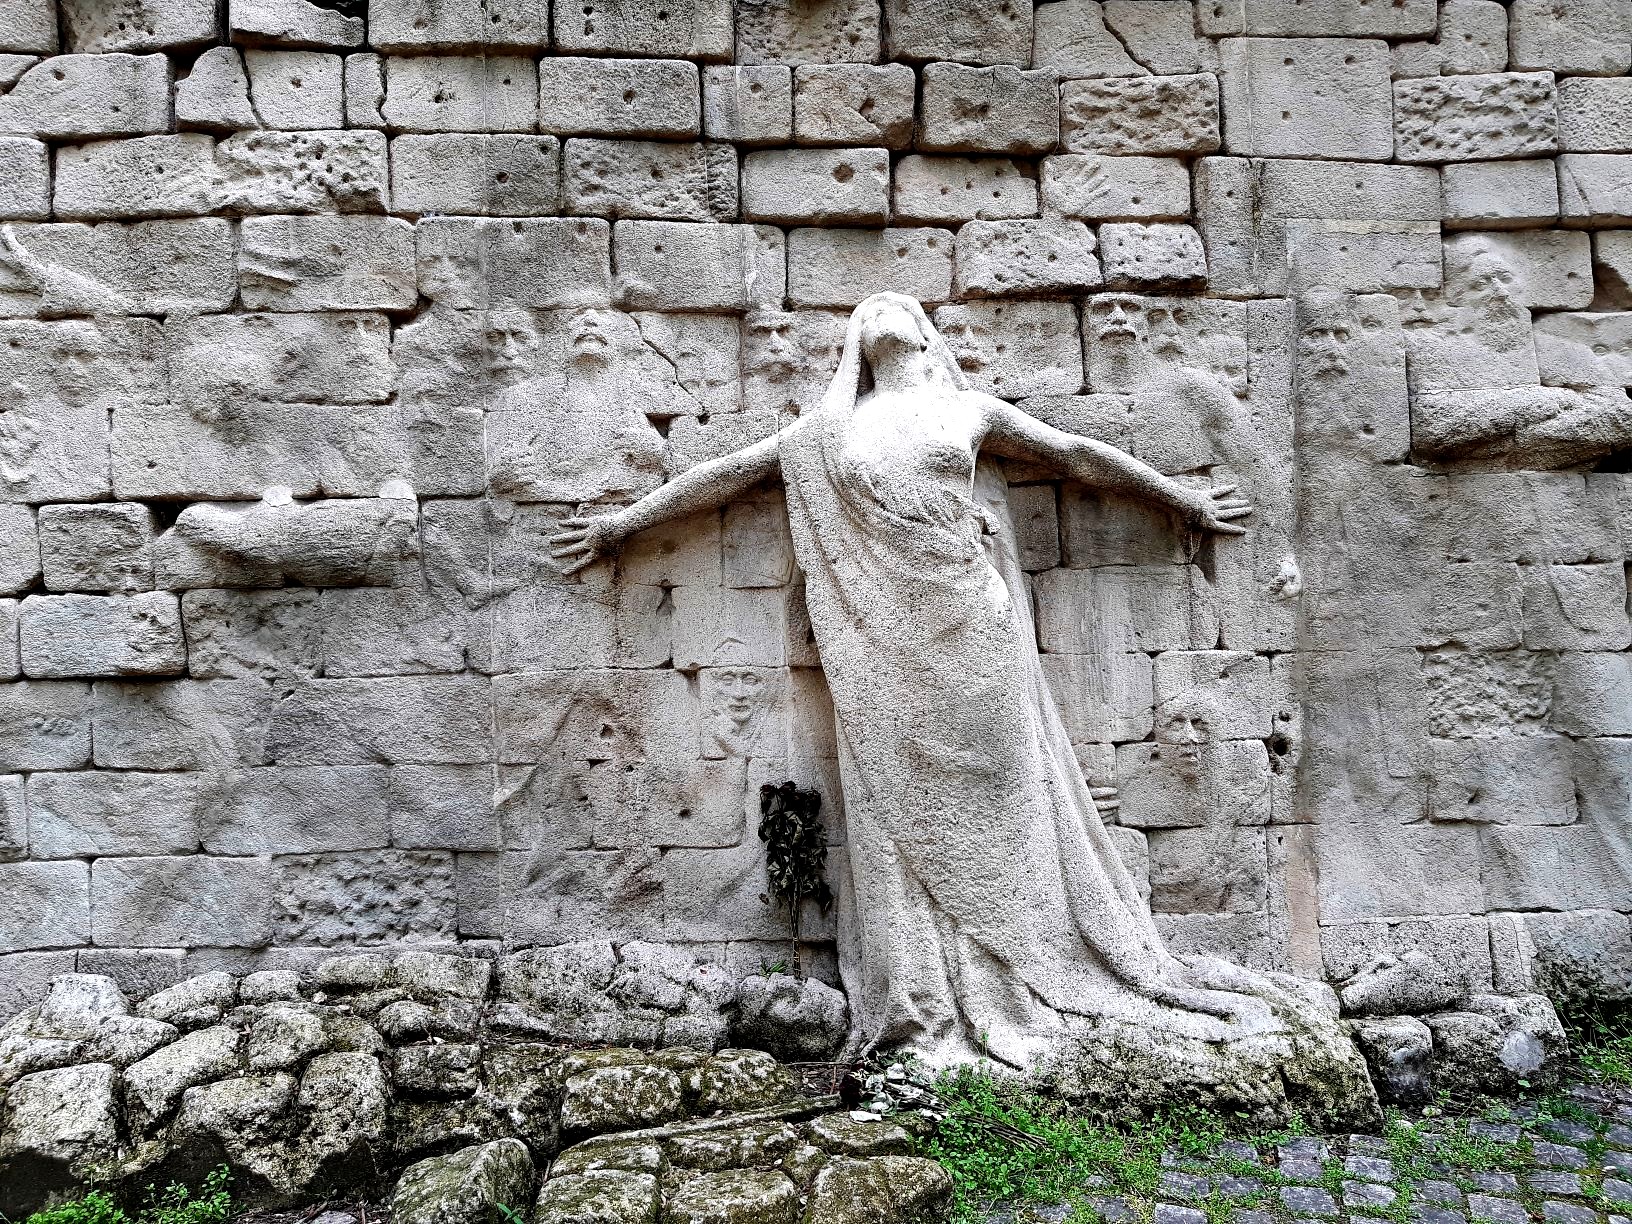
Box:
(59, 0), (215, 50)
(0, 219), (237, 318)
(539, 58), (700, 138)
(1035, 565), (1220, 653)
(1497, 905), (1632, 1002)
(787, 227), (953, 308)
(26, 771), (199, 858)
(1238, 0), (1434, 35)
(1324, 916), (1495, 1013)
(704, 66), (792, 145)
(1556, 77), (1632, 153)
(1061, 74), (1220, 155)
(321, 586), (474, 678)
(20, 593), (184, 679)
(1032, 0), (1147, 77)
(882, 0), (1031, 64)
(1552, 651), (1632, 735)
(0, 138), (48, 219)
(1039, 650), (1154, 743)
(892, 155), (1039, 222)
(1393, 0), (1506, 77)
(555, 0), (733, 59)
(0, 1), (54, 54)
(1395, 73), (1558, 164)
(791, 64), (915, 148)
(244, 50), (343, 129)
(1117, 739), (1271, 830)
(275, 848), (455, 944)
(1100, 223), (1207, 289)
(0, 509), (32, 594)
(919, 64), (1059, 155)
(735, 0), (881, 65)
(1446, 230), (1593, 310)
(92, 678), (271, 769)
(239, 214), (415, 311)
(1429, 736), (1578, 826)
(1041, 155), (1191, 221)
(0, 772), (22, 853)
(1521, 563), (1632, 650)
(37, 504), (155, 593)
(0, 862), (89, 951)
(390, 765), (500, 852)
(613, 221), (784, 312)
(229, 0), (366, 48)
(418, 217), (611, 310)
(1219, 38), (1392, 160)
(1534, 311), (1632, 386)
(1483, 824), (1628, 910)
(742, 147), (889, 224)
(1316, 822), (1483, 922)
(0, 54), (171, 140)
(0, 601), (14, 679)
(269, 676), (492, 765)
(934, 299), (1083, 397)
(179, 592), (318, 680)
(1508, 0), (1631, 75)
(92, 856), (272, 947)
(175, 47), (258, 132)
(383, 56), (537, 133)
(344, 52), (383, 125)
(203, 765), (390, 854)
(1557, 154), (1632, 224)
(0, 681), (91, 770)
(1597, 231), (1632, 306)
(564, 139), (737, 221)
(954, 219), (1102, 297)
(368, 0), (548, 51)
(1442, 160), (1560, 229)
(391, 135), (561, 217)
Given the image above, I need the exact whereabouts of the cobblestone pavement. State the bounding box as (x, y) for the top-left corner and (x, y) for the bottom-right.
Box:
(982, 1085), (1632, 1224)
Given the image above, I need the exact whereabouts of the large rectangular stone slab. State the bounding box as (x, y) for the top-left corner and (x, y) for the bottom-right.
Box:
(390, 135), (561, 216)
(613, 221), (785, 311)
(0, 54), (171, 139)
(382, 56), (538, 133)
(1394, 73), (1558, 163)
(538, 57), (700, 138)
(92, 855), (273, 947)
(20, 593), (185, 679)
(1219, 38), (1393, 160)
(0, 220), (236, 317)
(0, 862), (89, 951)
(27, 771), (199, 858)
(554, 0), (733, 60)
(564, 139), (737, 221)
(786, 227), (953, 307)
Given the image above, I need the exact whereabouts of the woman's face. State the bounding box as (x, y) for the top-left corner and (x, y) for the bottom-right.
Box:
(859, 300), (925, 360)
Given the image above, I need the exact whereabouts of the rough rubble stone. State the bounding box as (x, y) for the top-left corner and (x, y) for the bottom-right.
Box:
(1395, 73), (1559, 163)
(536, 1170), (659, 1224)
(802, 1156), (954, 1224)
(1060, 74), (1220, 156)
(393, 1140), (536, 1224)
(0, 1062), (121, 1216)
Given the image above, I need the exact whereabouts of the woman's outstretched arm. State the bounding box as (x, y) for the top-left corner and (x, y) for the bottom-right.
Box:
(980, 398), (1252, 534)
(549, 432), (781, 574)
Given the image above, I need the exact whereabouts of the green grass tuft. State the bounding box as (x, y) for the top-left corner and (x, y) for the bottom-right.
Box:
(9, 1166), (232, 1224)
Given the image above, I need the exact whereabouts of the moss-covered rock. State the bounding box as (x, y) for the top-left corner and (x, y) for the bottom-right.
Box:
(800, 1156), (952, 1224)
(666, 1168), (800, 1224)
(392, 1138), (535, 1224)
(561, 1062), (684, 1134)
(535, 1169), (660, 1224)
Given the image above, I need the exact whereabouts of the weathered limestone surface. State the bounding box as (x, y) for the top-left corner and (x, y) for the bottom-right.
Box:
(0, 0), (1628, 1123)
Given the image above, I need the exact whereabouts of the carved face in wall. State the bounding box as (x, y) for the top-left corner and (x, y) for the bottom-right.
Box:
(1088, 294), (1147, 347)
(1196, 333), (1248, 398)
(701, 656), (774, 758)
(932, 309), (986, 376)
(1298, 292), (1354, 379)
(1145, 304), (1187, 361)
(569, 308), (618, 364)
(483, 309), (541, 384)
(52, 323), (104, 406)
(1153, 695), (1219, 779)
(1395, 287), (1447, 330)
(1455, 245), (1525, 332)
(745, 311), (801, 380)
(417, 232), (481, 307)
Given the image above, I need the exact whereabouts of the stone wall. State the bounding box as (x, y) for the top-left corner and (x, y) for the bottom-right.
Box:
(0, 0), (1630, 1015)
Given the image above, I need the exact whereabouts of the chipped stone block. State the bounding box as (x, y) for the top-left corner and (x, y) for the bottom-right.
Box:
(20, 593), (184, 679)
(174, 47), (257, 132)
(0, 681), (92, 770)
(1596, 231), (1632, 306)
(1442, 160), (1560, 229)
(390, 765), (500, 852)
(239, 214), (415, 311)
(883, 0), (1031, 64)
(52, 135), (217, 219)
(735, 0), (880, 64)
(26, 771), (199, 858)
(1061, 74), (1220, 155)
(1520, 563), (1632, 650)
(1557, 153), (1632, 225)
(180, 590), (321, 678)
(791, 64), (914, 148)
(0, 506), (39, 595)
(954, 218), (1102, 298)
(920, 64), (1058, 156)
(0, 862), (89, 950)
(0, 219), (237, 318)
(1238, 0), (1434, 35)
(92, 855), (272, 947)
(369, 0), (548, 51)
(1041, 155), (1191, 221)
(614, 221), (783, 312)
(1316, 821), (1482, 922)
(344, 52), (384, 125)
(1534, 312), (1632, 387)
(0, 53), (171, 140)
(1551, 651), (1632, 736)
(934, 299), (1083, 398)
(60, 0), (215, 50)
(243, 49), (343, 129)
(1039, 651), (1154, 743)
(1508, 0), (1631, 75)
(704, 65), (792, 145)
(0, 1), (55, 55)
(742, 147), (889, 224)
(1429, 737), (1578, 826)
(1393, 0), (1507, 78)
(1032, 0), (1148, 77)
(565, 139), (737, 221)
(555, 0), (733, 59)
(1483, 824), (1628, 910)
(229, 0), (365, 48)
(268, 676), (492, 765)
(37, 504), (154, 593)
(203, 765), (391, 855)
(0, 138), (48, 220)
(892, 155), (1039, 223)
(1219, 38), (1392, 160)
(92, 677), (270, 770)
(391, 135), (560, 216)
(1556, 77), (1632, 153)
(383, 56), (538, 134)
(1395, 73), (1558, 164)
(418, 217), (610, 310)
(1105, 1), (1212, 75)
(1325, 916), (1495, 1013)
(787, 227), (952, 308)
(539, 58), (700, 138)
(1149, 827), (1267, 913)
(1099, 223), (1207, 289)
(1037, 565), (1220, 654)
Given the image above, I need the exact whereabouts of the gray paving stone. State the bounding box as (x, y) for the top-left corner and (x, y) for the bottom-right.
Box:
(1160, 1172), (1211, 1199)
(1541, 1203), (1598, 1224)
(1470, 1122), (1523, 1143)
(1419, 1179), (1466, 1206)
(1088, 1195), (1138, 1222)
(1280, 1186), (1339, 1217)
(1540, 1121), (1598, 1145)
(1470, 1173), (1523, 1194)
(1155, 1205), (1207, 1224)
(1219, 1175), (1269, 1200)
(1413, 1210), (1469, 1224)
(1280, 1157), (1327, 1183)
(1529, 1172), (1585, 1196)
(1603, 1177), (1632, 1201)
(1345, 1180), (1399, 1208)
(1534, 1140), (1591, 1169)
(1347, 1154), (1396, 1182)
(1281, 1139), (1332, 1161)
(1467, 1194), (1529, 1224)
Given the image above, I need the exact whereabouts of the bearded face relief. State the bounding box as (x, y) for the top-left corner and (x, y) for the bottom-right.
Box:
(700, 647), (778, 760)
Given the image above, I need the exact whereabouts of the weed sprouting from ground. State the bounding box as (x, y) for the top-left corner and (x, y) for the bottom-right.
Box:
(8, 1167), (232, 1224)
(1562, 1001), (1632, 1086)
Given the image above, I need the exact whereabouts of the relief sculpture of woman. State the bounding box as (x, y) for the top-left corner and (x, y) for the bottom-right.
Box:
(551, 293), (1376, 1123)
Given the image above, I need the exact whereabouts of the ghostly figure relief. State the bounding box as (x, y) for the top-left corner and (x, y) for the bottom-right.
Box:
(1398, 238), (1537, 392)
(0, 224), (136, 318)
(487, 307), (676, 505)
(1195, 332), (1249, 400)
(743, 310), (847, 417)
(700, 638), (777, 759)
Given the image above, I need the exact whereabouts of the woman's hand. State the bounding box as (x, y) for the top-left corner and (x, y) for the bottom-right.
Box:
(549, 511), (630, 575)
(1179, 484), (1253, 536)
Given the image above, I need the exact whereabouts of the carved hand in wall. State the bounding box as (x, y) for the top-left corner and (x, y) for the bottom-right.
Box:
(549, 510), (634, 576)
